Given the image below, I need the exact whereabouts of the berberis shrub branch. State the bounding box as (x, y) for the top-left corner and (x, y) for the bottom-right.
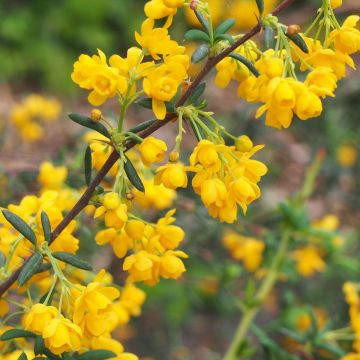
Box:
(0, 0), (359, 359)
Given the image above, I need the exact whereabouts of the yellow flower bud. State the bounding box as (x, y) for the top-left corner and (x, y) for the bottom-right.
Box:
(169, 150), (179, 162)
(330, 0), (342, 8)
(125, 220), (146, 240)
(235, 135), (253, 152)
(138, 136), (167, 165)
(103, 192), (121, 210)
(91, 109), (102, 122)
(155, 162), (188, 190)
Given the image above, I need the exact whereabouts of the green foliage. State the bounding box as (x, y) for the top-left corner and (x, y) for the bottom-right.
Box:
(0, 0), (143, 94)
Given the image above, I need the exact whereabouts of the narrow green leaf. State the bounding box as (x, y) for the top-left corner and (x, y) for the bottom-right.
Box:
(256, 0), (264, 15)
(2, 210), (37, 245)
(0, 329), (36, 341)
(165, 101), (175, 114)
(52, 252), (92, 271)
(135, 97), (152, 109)
(317, 343), (345, 357)
(39, 288), (56, 305)
(75, 350), (116, 360)
(286, 33), (309, 53)
(84, 146), (92, 186)
(0, 250), (6, 267)
(34, 263), (52, 274)
(124, 156), (145, 192)
(279, 328), (304, 343)
(41, 211), (51, 244)
(229, 53), (259, 77)
(264, 27), (275, 49)
(214, 18), (236, 36)
(94, 186), (105, 195)
(34, 336), (45, 355)
(127, 119), (157, 134)
(187, 83), (206, 105)
(214, 33), (234, 44)
(184, 29), (210, 43)
(191, 44), (209, 64)
(18, 352), (28, 360)
(18, 253), (44, 286)
(194, 10), (211, 34)
(68, 113), (110, 138)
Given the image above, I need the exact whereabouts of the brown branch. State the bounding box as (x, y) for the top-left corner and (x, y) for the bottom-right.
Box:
(0, 0), (295, 297)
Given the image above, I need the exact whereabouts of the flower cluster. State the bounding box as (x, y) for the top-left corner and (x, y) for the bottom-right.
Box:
(10, 94), (61, 142)
(21, 271), (142, 358)
(95, 195), (188, 285)
(215, 3), (360, 129)
(72, 9), (190, 119)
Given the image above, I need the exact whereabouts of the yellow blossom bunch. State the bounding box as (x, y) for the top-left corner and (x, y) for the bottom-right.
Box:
(95, 205), (187, 285)
(215, 2), (360, 129)
(10, 94), (61, 142)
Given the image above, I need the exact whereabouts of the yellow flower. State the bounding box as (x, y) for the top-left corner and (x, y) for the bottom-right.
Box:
(38, 162), (68, 191)
(200, 178), (228, 208)
(133, 178), (176, 210)
(255, 50), (284, 79)
(154, 162), (188, 189)
(229, 177), (260, 206)
(336, 143), (357, 167)
(328, 16), (360, 55)
(23, 303), (59, 335)
(91, 336), (124, 355)
(43, 318), (82, 355)
(143, 62), (187, 119)
(0, 298), (9, 317)
(160, 250), (188, 279)
(305, 67), (338, 98)
(223, 231), (265, 271)
(72, 281), (120, 337)
(291, 246), (326, 277)
(255, 77), (323, 128)
(331, 0), (342, 8)
(118, 283), (146, 317)
(229, 0), (278, 30)
(156, 209), (185, 249)
(125, 220), (146, 241)
(109, 46), (153, 85)
(71, 49), (128, 106)
(123, 251), (160, 284)
(145, 0), (183, 20)
(138, 136), (167, 165)
(190, 140), (221, 172)
(94, 192), (128, 228)
(235, 135), (253, 152)
(135, 18), (181, 59)
(90, 142), (119, 177)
